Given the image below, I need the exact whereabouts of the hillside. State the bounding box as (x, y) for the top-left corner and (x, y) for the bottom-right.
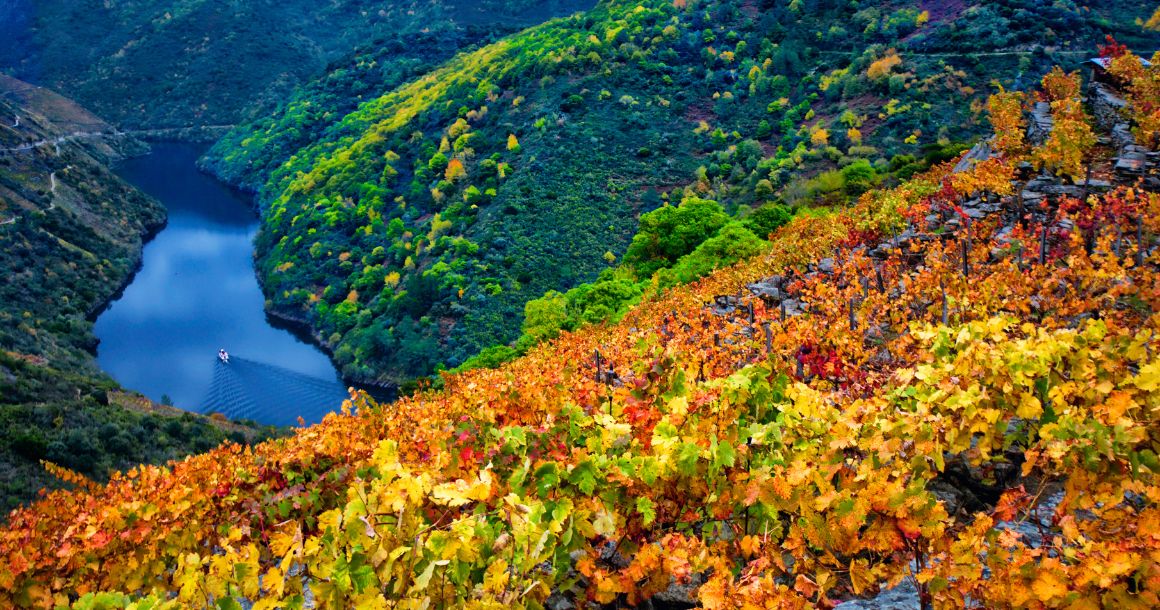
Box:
(0, 0), (593, 130)
(200, 25), (534, 193)
(1, 54), (1158, 608)
(204, 0), (1159, 389)
(0, 76), (271, 512)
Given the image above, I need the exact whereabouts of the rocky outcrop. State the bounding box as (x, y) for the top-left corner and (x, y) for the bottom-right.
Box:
(1027, 101), (1054, 147)
(1086, 77), (1159, 186)
(952, 140), (996, 174)
(1089, 82), (1129, 135)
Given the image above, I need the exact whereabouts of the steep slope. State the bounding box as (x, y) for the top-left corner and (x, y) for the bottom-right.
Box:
(0, 73), (162, 374)
(219, 0), (1158, 388)
(0, 0), (593, 130)
(0, 75), (269, 513)
(200, 26), (531, 193)
(2, 58), (1159, 609)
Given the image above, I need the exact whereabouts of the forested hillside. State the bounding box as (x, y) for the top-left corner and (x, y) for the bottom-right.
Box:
(0, 76), (270, 512)
(200, 26), (534, 193)
(0, 0), (598, 513)
(3, 51), (1159, 608)
(206, 0), (1158, 389)
(0, 0), (593, 130)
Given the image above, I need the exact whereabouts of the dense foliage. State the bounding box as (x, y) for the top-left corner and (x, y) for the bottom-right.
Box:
(201, 25), (557, 193)
(3, 60), (1160, 609)
(211, 0), (1157, 389)
(0, 0), (593, 129)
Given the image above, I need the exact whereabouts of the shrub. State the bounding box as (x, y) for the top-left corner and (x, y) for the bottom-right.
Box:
(743, 204), (794, 239)
(657, 222), (767, 287)
(522, 291), (568, 341)
(623, 197), (730, 277)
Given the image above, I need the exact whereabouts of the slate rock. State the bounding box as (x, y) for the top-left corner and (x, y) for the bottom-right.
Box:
(834, 579), (920, 610)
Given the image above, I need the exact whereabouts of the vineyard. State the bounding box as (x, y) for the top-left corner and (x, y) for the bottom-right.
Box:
(2, 55), (1160, 609)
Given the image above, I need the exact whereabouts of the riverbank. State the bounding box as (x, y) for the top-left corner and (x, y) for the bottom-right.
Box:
(0, 86), (272, 514)
(93, 142), (349, 421)
(263, 306), (399, 400)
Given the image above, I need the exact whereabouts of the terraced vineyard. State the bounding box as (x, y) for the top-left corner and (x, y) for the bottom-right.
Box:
(2, 54), (1158, 609)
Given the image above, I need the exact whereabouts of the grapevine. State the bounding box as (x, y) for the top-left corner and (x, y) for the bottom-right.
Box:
(2, 55), (1160, 610)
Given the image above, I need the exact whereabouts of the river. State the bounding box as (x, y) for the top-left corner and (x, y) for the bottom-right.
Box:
(93, 142), (347, 426)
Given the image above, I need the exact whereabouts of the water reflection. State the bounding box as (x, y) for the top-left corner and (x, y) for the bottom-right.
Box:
(94, 143), (344, 424)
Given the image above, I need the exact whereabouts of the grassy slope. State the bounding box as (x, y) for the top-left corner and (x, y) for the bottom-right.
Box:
(214, 0), (1158, 388)
(0, 77), (270, 513)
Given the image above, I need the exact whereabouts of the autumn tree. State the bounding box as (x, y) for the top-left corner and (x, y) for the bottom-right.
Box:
(445, 158), (466, 181)
(867, 50), (902, 81)
(1034, 70), (1095, 178)
(1142, 7), (1160, 30)
(1039, 66), (1082, 102)
(1108, 50), (1160, 149)
(987, 87), (1026, 156)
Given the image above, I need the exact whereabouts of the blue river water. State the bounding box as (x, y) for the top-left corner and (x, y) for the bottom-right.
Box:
(93, 142), (346, 425)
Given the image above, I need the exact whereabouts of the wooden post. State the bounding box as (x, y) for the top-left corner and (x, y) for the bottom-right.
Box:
(941, 283), (949, 326)
(848, 298), (857, 331)
(1137, 215), (1145, 267)
(762, 322), (772, 354)
(961, 238), (970, 278)
(1080, 161), (1092, 204)
(1040, 223), (1049, 265)
(1016, 184), (1025, 225)
(593, 350), (602, 383)
(1085, 219), (1096, 257)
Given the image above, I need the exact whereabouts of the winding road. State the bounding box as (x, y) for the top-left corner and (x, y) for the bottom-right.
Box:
(0, 124), (233, 227)
(0, 130), (108, 154)
(0, 125), (235, 155)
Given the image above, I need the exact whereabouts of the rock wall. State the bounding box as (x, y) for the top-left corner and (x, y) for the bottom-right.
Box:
(1026, 101), (1053, 147)
(1088, 82), (1129, 135)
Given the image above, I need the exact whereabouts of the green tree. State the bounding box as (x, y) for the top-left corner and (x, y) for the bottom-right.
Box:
(428, 152), (449, 174)
(756, 119), (772, 139)
(743, 204), (793, 239)
(658, 222), (767, 287)
(565, 278), (643, 326)
(841, 159), (878, 196)
(623, 197), (730, 278)
(522, 290), (568, 341)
